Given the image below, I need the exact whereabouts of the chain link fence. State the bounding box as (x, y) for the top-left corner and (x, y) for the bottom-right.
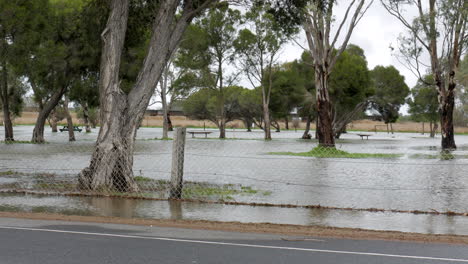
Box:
(2, 127), (468, 216)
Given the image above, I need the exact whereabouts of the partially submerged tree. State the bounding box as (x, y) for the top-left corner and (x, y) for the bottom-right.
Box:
(382, 0), (468, 149)
(369, 65), (409, 134)
(183, 86), (243, 130)
(176, 3), (241, 138)
(0, 0), (44, 141)
(330, 45), (372, 138)
(408, 75), (439, 137)
(79, 0), (218, 192)
(235, 3), (294, 140)
(303, 0), (373, 147)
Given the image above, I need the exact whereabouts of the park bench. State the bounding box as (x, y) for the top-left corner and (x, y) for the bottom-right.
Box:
(59, 126), (82, 132)
(356, 133), (371, 140)
(187, 131), (212, 138)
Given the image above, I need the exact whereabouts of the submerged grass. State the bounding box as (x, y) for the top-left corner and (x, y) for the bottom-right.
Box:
(270, 146), (402, 159)
(1, 140), (46, 144)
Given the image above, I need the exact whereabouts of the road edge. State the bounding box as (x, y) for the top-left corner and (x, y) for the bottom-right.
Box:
(0, 211), (467, 245)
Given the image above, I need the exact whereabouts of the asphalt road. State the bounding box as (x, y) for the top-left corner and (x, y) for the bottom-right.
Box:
(0, 217), (468, 264)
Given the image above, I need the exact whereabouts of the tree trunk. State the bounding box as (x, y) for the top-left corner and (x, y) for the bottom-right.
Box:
(50, 110), (58, 133)
(284, 116), (289, 130)
(218, 119), (226, 139)
(390, 123), (394, 134)
(1, 101), (13, 141)
(1, 60), (14, 141)
(161, 68), (170, 139)
(440, 81), (456, 149)
(315, 71), (335, 147)
(31, 86), (67, 143)
(244, 119), (252, 132)
(302, 115), (312, 139)
(63, 96), (75, 142)
(422, 122), (425, 135)
(429, 121), (435, 138)
(80, 0), (203, 192)
(83, 103), (91, 133)
(167, 113), (173, 131)
(262, 103), (271, 140)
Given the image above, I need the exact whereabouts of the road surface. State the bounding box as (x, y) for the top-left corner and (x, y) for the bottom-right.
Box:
(0, 217), (467, 263)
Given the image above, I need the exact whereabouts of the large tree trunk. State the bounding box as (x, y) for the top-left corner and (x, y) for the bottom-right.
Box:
(244, 119), (252, 132)
(49, 109), (58, 132)
(219, 119), (226, 138)
(79, 110), (139, 192)
(440, 80), (456, 149)
(1, 100), (13, 141)
(80, 0), (203, 191)
(1, 60), (14, 141)
(83, 103), (91, 133)
(262, 103), (271, 140)
(63, 96), (76, 142)
(315, 71), (335, 147)
(31, 86), (67, 143)
(302, 115), (312, 139)
(160, 67), (170, 139)
(284, 116), (289, 130)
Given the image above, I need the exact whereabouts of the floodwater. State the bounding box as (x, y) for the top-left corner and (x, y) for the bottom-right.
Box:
(1, 126), (468, 234)
(1, 193), (468, 235)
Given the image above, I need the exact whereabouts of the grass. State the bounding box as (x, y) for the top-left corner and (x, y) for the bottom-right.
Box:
(269, 146), (402, 159)
(0, 170), (21, 176)
(409, 152), (458, 160)
(1, 140), (46, 144)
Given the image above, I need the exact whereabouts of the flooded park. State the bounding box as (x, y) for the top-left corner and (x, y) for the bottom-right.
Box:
(2, 125), (468, 235)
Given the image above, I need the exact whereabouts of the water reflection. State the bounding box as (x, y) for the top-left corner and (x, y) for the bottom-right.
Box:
(2, 194), (468, 235)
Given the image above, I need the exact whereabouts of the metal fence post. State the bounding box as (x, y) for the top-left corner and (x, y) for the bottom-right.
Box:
(170, 127), (186, 199)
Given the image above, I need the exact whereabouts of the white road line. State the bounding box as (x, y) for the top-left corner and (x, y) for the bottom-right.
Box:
(1, 226), (468, 263)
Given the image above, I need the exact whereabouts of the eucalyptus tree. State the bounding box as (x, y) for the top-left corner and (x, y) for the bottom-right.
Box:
(369, 65), (409, 134)
(330, 45), (372, 138)
(302, 0), (373, 147)
(382, 0), (468, 149)
(175, 2), (241, 138)
(183, 86), (243, 128)
(234, 3), (295, 140)
(78, 0), (220, 192)
(408, 75), (439, 137)
(26, 0), (93, 143)
(0, 0), (45, 141)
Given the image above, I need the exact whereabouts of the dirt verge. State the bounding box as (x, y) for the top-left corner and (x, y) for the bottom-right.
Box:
(1, 211), (467, 245)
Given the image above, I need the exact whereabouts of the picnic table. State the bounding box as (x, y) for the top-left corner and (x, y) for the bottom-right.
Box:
(187, 131), (212, 138)
(356, 133), (371, 140)
(59, 126), (82, 132)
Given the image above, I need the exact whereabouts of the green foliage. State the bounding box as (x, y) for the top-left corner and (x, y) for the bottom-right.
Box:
(330, 45), (372, 120)
(408, 75), (439, 123)
(183, 86), (245, 125)
(270, 146), (402, 159)
(268, 62), (308, 121)
(454, 54), (468, 126)
(370, 65), (410, 124)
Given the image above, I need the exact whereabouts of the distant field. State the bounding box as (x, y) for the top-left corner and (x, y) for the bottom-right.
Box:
(4, 111), (468, 133)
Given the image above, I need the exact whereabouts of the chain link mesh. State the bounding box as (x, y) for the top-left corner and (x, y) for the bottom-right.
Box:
(2, 128), (468, 216)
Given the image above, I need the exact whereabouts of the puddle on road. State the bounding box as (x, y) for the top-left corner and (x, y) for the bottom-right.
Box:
(1, 193), (468, 236)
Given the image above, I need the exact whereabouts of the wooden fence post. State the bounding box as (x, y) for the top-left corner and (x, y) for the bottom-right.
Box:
(170, 127), (186, 199)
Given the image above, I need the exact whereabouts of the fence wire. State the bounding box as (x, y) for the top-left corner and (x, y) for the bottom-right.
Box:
(1, 129), (468, 215)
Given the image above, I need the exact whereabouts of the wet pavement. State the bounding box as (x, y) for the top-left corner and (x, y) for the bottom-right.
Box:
(1, 126), (468, 235)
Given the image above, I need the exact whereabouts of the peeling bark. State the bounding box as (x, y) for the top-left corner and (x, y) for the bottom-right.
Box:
(80, 0), (212, 191)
